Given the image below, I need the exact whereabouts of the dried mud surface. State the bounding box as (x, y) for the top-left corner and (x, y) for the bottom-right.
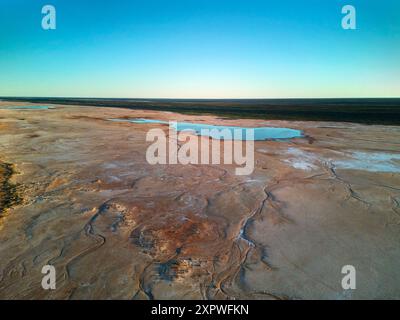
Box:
(0, 101), (399, 299)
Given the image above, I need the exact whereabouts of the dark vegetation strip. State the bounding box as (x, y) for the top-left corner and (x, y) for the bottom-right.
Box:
(0, 162), (20, 216)
(3, 97), (400, 125)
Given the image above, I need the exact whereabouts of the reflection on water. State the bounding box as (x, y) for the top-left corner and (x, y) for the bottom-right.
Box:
(108, 118), (303, 141)
(1, 106), (53, 110)
(173, 122), (303, 141)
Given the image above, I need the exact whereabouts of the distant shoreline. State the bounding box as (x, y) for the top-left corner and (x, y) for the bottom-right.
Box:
(2, 97), (400, 125)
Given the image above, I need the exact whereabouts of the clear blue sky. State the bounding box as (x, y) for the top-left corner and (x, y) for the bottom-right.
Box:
(1, 0), (399, 98)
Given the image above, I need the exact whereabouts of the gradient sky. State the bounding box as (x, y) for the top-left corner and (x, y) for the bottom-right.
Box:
(1, 0), (399, 98)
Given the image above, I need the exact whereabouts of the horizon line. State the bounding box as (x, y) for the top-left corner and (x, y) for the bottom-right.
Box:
(2, 96), (400, 101)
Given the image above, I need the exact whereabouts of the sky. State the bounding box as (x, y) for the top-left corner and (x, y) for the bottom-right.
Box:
(0, 0), (399, 98)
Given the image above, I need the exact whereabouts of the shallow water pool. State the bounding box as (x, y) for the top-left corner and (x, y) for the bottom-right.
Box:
(334, 151), (400, 173)
(108, 118), (303, 141)
(1, 106), (53, 110)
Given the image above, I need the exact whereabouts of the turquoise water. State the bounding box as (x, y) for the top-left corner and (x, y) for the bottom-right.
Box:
(2, 105), (53, 110)
(172, 122), (303, 140)
(108, 118), (167, 124)
(108, 118), (303, 141)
